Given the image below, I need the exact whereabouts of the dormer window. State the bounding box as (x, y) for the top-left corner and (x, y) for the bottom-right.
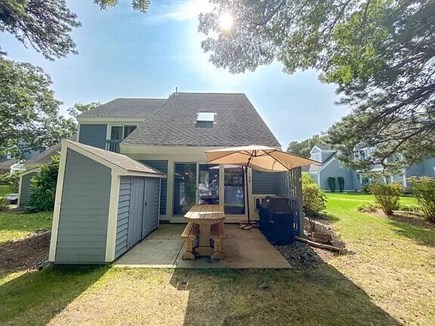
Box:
(197, 112), (215, 122)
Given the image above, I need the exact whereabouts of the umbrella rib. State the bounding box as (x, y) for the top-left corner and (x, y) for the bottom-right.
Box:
(207, 151), (249, 163)
(263, 150), (293, 171)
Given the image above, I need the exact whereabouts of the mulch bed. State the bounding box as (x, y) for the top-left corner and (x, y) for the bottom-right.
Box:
(276, 242), (325, 269)
(0, 231), (50, 273)
(276, 217), (347, 269)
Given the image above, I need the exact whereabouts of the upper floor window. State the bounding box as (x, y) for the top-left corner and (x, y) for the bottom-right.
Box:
(311, 153), (321, 162)
(106, 125), (137, 152)
(109, 125), (136, 140)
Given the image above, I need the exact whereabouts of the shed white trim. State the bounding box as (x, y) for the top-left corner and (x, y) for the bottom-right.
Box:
(62, 140), (166, 178)
(105, 172), (121, 262)
(49, 144), (67, 261)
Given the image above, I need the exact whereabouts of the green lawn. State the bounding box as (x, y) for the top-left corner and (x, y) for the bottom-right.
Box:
(323, 193), (435, 325)
(0, 193), (434, 325)
(0, 210), (52, 245)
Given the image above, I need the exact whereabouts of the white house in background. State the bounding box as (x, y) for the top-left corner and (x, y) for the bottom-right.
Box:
(308, 144), (435, 191)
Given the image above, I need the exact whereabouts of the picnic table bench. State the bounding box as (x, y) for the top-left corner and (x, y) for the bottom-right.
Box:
(182, 204), (226, 260)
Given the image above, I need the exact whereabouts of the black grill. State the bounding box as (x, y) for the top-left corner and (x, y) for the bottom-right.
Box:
(259, 196), (295, 245)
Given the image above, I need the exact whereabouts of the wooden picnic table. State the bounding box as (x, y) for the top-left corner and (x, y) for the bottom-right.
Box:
(184, 204), (225, 256)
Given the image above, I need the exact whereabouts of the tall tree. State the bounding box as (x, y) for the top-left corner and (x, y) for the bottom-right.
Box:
(0, 58), (75, 157)
(0, 1), (150, 59)
(287, 134), (327, 158)
(67, 102), (100, 118)
(94, 0), (150, 13)
(199, 0), (435, 170)
(0, 0), (80, 59)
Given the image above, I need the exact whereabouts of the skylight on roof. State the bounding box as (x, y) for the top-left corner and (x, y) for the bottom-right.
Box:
(197, 112), (215, 122)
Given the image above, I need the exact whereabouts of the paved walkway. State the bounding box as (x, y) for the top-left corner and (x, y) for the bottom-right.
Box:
(113, 224), (290, 269)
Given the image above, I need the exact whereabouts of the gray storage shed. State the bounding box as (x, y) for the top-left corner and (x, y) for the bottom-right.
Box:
(49, 140), (165, 264)
(17, 168), (40, 209)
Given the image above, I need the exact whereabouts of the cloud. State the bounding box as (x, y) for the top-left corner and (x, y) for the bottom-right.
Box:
(145, 0), (214, 24)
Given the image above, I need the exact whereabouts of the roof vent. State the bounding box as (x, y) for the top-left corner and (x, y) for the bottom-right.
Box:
(197, 112), (215, 122)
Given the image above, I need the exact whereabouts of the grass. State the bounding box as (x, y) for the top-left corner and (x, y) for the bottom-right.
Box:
(0, 210), (52, 245)
(323, 193), (435, 325)
(0, 193), (434, 325)
(0, 267), (397, 325)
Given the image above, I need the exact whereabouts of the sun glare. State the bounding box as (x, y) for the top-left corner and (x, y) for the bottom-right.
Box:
(219, 12), (233, 30)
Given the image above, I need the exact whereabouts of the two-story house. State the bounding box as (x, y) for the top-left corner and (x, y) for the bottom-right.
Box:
(43, 92), (303, 264)
(308, 144), (435, 191)
(76, 92), (287, 223)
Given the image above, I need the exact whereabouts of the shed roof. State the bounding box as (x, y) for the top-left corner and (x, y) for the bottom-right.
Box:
(77, 98), (167, 118)
(121, 92), (281, 147)
(26, 135), (76, 167)
(64, 140), (165, 177)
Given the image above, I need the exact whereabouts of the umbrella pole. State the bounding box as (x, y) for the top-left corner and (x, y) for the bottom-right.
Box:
(245, 166), (252, 226)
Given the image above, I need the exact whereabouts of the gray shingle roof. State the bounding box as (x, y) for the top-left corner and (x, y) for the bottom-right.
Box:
(77, 98), (167, 118)
(121, 92), (281, 147)
(66, 140), (165, 176)
(26, 135), (76, 167)
(0, 159), (18, 170)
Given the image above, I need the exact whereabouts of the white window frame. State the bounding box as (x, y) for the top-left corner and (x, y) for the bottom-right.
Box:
(106, 125), (137, 141)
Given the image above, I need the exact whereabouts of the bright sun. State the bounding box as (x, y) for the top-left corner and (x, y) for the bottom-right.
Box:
(219, 12), (233, 30)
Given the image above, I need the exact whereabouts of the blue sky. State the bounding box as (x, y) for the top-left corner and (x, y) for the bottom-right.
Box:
(0, 0), (349, 147)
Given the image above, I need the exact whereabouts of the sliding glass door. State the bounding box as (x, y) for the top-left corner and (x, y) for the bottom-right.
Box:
(173, 163), (246, 216)
(223, 165), (245, 215)
(198, 164), (219, 205)
(173, 163), (197, 215)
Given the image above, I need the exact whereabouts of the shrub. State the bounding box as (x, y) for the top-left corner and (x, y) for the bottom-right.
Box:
(408, 177), (435, 223)
(0, 172), (20, 192)
(0, 198), (9, 212)
(302, 174), (326, 216)
(29, 155), (59, 211)
(337, 177), (345, 192)
(327, 177), (337, 192)
(369, 183), (403, 215)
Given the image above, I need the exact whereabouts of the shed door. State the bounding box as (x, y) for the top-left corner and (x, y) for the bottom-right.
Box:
(142, 178), (160, 238)
(128, 178), (145, 247)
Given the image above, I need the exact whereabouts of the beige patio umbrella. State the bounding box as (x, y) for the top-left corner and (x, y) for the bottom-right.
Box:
(205, 145), (317, 224)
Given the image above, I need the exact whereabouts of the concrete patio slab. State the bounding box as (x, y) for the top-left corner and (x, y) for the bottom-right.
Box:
(113, 224), (290, 269)
(114, 225), (184, 268)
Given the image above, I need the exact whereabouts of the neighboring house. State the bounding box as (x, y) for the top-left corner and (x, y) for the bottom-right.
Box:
(308, 144), (435, 191)
(50, 92), (301, 264)
(17, 135), (76, 209)
(0, 159), (18, 175)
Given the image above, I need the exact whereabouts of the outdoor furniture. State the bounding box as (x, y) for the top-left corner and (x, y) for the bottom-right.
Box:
(184, 204), (226, 258)
(210, 221), (225, 260)
(181, 222), (199, 260)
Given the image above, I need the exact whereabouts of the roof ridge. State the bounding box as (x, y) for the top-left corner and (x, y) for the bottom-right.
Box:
(172, 92), (246, 95)
(114, 97), (168, 100)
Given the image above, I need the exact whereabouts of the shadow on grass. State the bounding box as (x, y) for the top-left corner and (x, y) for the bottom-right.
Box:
(170, 264), (399, 325)
(0, 266), (108, 324)
(387, 213), (435, 247)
